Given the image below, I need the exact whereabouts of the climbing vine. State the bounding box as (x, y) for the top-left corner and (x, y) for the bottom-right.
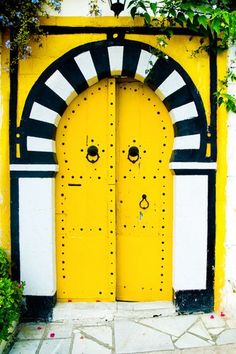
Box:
(0, 0), (62, 60)
(128, 0), (236, 112)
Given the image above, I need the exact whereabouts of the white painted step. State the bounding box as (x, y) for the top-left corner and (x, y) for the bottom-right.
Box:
(52, 301), (176, 322)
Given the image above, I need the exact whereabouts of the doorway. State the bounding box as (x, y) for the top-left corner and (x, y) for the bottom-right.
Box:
(55, 78), (174, 301)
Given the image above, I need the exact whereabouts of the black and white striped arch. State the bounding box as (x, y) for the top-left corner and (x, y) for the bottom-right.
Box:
(19, 39), (207, 164)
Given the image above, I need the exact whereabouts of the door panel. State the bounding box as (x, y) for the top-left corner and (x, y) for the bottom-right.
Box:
(116, 81), (173, 301)
(56, 78), (173, 301)
(56, 79), (116, 301)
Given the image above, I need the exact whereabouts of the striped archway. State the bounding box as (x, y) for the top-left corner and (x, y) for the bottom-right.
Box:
(19, 39), (207, 164)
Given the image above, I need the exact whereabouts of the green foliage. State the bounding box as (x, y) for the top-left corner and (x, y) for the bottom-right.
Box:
(128, 0), (236, 50)
(128, 0), (236, 112)
(0, 249), (10, 279)
(89, 0), (101, 16)
(0, 248), (24, 342)
(0, 0), (62, 59)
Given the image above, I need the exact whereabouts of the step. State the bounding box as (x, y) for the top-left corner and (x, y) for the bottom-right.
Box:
(52, 301), (177, 323)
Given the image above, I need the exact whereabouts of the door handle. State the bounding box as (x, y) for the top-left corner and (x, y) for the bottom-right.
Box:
(86, 145), (99, 163)
(128, 146), (139, 163)
(139, 194), (149, 209)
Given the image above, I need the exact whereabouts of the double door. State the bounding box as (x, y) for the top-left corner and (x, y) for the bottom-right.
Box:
(56, 78), (173, 301)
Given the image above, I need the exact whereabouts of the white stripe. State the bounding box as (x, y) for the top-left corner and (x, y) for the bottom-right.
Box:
(170, 162), (217, 170)
(155, 70), (186, 101)
(29, 102), (61, 126)
(173, 175), (208, 290)
(19, 178), (56, 295)
(45, 70), (76, 105)
(10, 164), (58, 172)
(174, 134), (201, 150)
(74, 51), (98, 85)
(108, 46), (124, 75)
(135, 50), (158, 82)
(169, 102), (198, 124)
(27, 137), (56, 153)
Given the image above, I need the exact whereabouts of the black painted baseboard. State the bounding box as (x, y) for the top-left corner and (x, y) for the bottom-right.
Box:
(21, 293), (57, 322)
(175, 289), (214, 314)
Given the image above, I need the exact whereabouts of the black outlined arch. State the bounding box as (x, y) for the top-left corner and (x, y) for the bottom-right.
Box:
(19, 39), (207, 164)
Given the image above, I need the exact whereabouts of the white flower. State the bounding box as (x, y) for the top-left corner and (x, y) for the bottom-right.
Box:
(164, 55), (169, 60)
(5, 40), (11, 49)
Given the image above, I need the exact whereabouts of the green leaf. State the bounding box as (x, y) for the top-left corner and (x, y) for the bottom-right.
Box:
(144, 12), (151, 25)
(150, 2), (158, 15)
(186, 9), (195, 23)
(198, 15), (208, 29)
(211, 17), (221, 34)
(130, 6), (137, 19)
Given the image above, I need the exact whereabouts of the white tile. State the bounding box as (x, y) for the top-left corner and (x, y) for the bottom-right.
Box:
(188, 321), (212, 340)
(74, 51), (98, 86)
(175, 333), (212, 349)
(72, 331), (111, 354)
(140, 315), (198, 337)
(169, 102), (198, 124)
(45, 70), (76, 104)
(27, 136), (56, 153)
(9, 340), (40, 353)
(226, 319), (236, 328)
(80, 326), (112, 346)
(17, 323), (46, 339)
(29, 102), (61, 126)
(201, 314), (226, 329)
(173, 134), (201, 150)
(135, 50), (158, 82)
(39, 339), (71, 354)
(155, 70), (186, 101)
(114, 319), (174, 353)
(216, 329), (236, 345)
(108, 46), (124, 75)
(46, 322), (73, 338)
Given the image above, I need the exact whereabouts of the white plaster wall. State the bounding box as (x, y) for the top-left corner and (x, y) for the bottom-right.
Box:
(223, 45), (236, 317)
(50, 0), (130, 16)
(19, 178), (56, 296)
(173, 175), (208, 291)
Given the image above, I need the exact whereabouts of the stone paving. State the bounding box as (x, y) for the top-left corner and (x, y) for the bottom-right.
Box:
(7, 302), (236, 354)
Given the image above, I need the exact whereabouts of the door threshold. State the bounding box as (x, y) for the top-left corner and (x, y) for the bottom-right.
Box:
(53, 301), (177, 322)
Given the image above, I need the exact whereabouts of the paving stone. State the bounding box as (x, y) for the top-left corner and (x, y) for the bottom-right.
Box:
(39, 338), (71, 353)
(114, 319), (174, 353)
(175, 333), (212, 349)
(72, 331), (111, 354)
(140, 315), (198, 337)
(45, 322), (73, 338)
(201, 314), (226, 329)
(216, 328), (236, 345)
(208, 328), (225, 336)
(17, 323), (46, 340)
(79, 325), (112, 346)
(226, 319), (236, 328)
(9, 340), (40, 353)
(188, 320), (212, 340)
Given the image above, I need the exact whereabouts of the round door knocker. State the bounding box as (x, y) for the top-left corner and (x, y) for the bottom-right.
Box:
(139, 194), (149, 210)
(86, 145), (99, 163)
(128, 146), (139, 163)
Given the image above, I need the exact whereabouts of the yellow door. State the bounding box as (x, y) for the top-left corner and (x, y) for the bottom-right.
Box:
(56, 78), (173, 301)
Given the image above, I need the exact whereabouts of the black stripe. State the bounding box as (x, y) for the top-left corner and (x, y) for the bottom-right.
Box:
(171, 149), (202, 162)
(36, 85), (68, 116)
(174, 118), (200, 137)
(163, 86), (193, 111)
(91, 46), (111, 80)
(122, 44), (141, 78)
(59, 58), (89, 94)
(10, 177), (20, 281)
(11, 171), (56, 178)
(145, 57), (174, 91)
(25, 120), (56, 140)
(18, 151), (57, 164)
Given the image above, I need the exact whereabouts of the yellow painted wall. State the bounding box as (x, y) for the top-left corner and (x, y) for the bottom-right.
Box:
(0, 32), (11, 253)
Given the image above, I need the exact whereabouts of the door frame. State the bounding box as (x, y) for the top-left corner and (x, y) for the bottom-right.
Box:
(10, 39), (216, 319)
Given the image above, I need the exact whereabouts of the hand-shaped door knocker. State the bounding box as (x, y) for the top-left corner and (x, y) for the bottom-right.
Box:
(86, 145), (99, 163)
(128, 146), (139, 163)
(139, 194), (149, 210)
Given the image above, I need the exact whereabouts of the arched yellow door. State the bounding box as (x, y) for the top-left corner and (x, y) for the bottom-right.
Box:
(56, 78), (174, 301)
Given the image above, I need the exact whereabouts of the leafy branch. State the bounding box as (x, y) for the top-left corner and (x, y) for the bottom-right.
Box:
(0, 0), (62, 60)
